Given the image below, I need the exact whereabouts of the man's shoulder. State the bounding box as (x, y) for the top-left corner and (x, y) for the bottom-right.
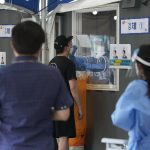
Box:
(65, 57), (75, 65)
(50, 56), (75, 66)
(50, 56), (57, 62)
(41, 63), (60, 75)
(0, 65), (11, 82)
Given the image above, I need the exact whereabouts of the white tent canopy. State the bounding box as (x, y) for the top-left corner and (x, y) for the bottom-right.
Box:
(56, 0), (121, 13)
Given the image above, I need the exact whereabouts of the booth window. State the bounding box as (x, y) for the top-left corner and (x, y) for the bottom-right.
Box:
(71, 3), (120, 91)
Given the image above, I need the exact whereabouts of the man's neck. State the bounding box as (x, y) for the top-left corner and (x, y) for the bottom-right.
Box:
(57, 52), (68, 57)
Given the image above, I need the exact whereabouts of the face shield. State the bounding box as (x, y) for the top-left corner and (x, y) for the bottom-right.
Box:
(126, 49), (139, 78)
(131, 48), (139, 62)
(126, 48), (150, 78)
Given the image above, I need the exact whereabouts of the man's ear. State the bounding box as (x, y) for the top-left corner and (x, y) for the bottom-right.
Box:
(64, 46), (68, 51)
(36, 47), (42, 57)
(10, 41), (18, 56)
(10, 41), (22, 57)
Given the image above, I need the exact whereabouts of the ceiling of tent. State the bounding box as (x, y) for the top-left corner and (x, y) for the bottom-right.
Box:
(47, 0), (74, 12)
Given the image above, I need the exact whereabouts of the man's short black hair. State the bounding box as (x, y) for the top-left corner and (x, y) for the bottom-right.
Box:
(54, 35), (73, 54)
(12, 21), (45, 55)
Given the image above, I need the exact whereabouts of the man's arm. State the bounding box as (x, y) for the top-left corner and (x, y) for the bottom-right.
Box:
(52, 108), (70, 121)
(69, 79), (83, 119)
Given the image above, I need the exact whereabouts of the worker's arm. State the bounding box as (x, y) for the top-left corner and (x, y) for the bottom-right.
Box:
(69, 79), (83, 119)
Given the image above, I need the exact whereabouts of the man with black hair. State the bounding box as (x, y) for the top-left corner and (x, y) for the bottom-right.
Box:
(0, 21), (72, 150)
(50, 35), (83, 150)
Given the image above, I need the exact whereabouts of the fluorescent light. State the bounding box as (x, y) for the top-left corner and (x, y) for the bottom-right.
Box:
(92, 10), (98, 15)
(114, 16), (117, 20)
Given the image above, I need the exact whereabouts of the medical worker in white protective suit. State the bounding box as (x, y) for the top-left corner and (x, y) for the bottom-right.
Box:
(111, 45), (150, 150)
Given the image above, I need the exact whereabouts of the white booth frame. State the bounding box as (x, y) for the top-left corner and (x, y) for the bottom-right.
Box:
(72, 3), (120, 91)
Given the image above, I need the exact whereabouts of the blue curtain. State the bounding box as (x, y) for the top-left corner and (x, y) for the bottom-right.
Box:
(5, 0), (39, 13)
(48, 0), (74, 12)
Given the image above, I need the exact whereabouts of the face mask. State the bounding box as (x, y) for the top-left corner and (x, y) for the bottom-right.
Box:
(70, 45), (77, 56)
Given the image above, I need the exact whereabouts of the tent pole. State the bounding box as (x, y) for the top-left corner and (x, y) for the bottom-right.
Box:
(41, 0), (47, 64)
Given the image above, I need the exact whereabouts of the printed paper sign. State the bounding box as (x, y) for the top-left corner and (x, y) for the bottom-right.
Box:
(0, 25), (14, 37)
(110, 44), (131, 66)
(121, 18), (149, 34)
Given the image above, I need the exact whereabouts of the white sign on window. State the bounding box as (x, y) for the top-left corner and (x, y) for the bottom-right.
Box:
(110, 44), (131, 69)
(121, 18), (149, 34)
(0, 25), (15, 37)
